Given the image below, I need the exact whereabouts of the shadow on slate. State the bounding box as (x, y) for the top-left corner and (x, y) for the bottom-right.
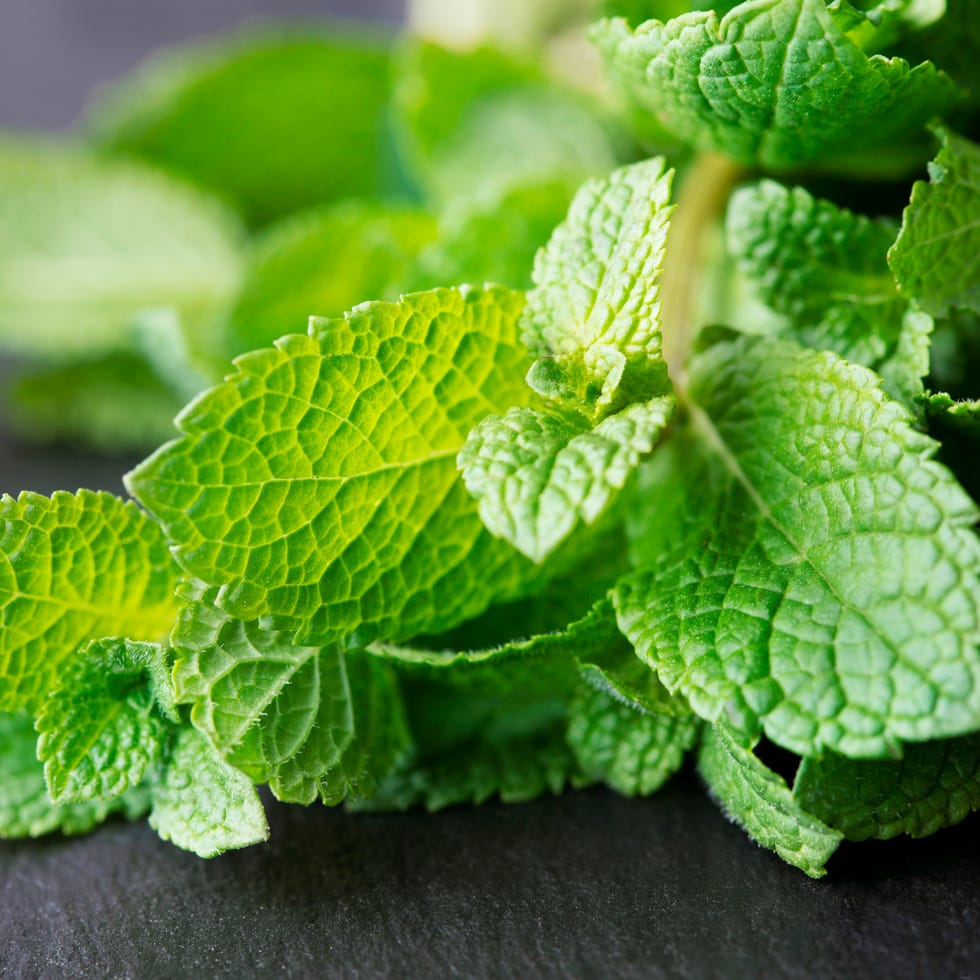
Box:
(1, 772), (978, 979)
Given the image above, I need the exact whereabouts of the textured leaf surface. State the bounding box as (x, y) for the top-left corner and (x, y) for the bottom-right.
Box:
(149, 727), (268, 858)
(521, 158), (674, 414)
(0, 713), (150, 839)
(615, 336), (980, 758)
(568, 684), (699, 795)
(461, 396), (674, 561)
(173, 583), (409, 805)
(889, 127), (980, 318)
(223, 203), (437, 358)
(794, 733), (980, 840)
(0, 139), (242, 359)
(0, 491), (180, 713)
(37, 638), (175, 804)
(89, 30), (397, 226)
(128, 287), (542, 647)
(699, 723), (843, 878)
(593, 0), (960, 169)
(727, 179), (929, 404)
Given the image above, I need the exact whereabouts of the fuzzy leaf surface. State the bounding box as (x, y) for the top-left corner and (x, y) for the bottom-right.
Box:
(699, 723), (843, 878)
(128, 287), (542, 648)
(0, 491), (180, 713)
(593, 0), (960, 169)
(36, 638), (176, 804)
(727, 179), (929, 405)
(173, 582), (409, 805)
(149, 727), (268, 858)
(889, 127), (980, 318)
(0, 712), (150, 839)
(794, 733), (980, 840)
(615, 336), (980, 758)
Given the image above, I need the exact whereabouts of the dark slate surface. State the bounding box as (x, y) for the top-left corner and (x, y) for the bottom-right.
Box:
(1, 2), (979, 977)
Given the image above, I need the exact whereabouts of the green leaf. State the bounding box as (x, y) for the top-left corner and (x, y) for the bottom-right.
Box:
(0, 491), (181, 713)
(36, 638), (176, 805)
(128, 286), (544, 648)
(592, 0), (961, 170)
(461, 396), (674, 562)
(172, 582), (409, 805)
(794, 732), (980, 840)
(567, 683), (700, 795)
(919, 390), (980, 436)
(889, 127), (980, 318)
(6, 353), (183, 453)
(459, 159), (677, 562)
(521, 158), (675, 414)
(698, 723), (843, 878)
(149, 726), (268, 858)
(0, 138), (243, 360)
(223, 202), (438, 359)
(395, 41), (617, 204)
(726, 179), (930, 405)
(615, 335), (980, 758)
(0, 712), (150, 839)
(88, 29), (399, 227)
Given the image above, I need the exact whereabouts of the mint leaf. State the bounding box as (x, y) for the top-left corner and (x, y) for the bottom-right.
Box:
(7, 353), (184, 453)
(128, 287), (544, 647)
(699, 723), (843, 878)
(794, 733), (980, 840)
(919, 390), (980, 436)
(615, 336), (980, 758)
(726, 179), (930, 405)
(395, 41), (616, 204)
(461, 396), (674, 562)
(889, 127), (980, 318)
(223, 203), (437, 359)
(88, 30), (398, 227)
(0, 139), (242, 360)
(0, 491), (180, 713)
(0, 712), (150, 839)
(36, 638), (176, 805)
(592, 0), (961, 170)
(521, 158), (674, 413)
(568, 683), (699, 795)
(459, 160), (677, 561)
(149, 727), (268, 858)
(173, 582), (409, 805)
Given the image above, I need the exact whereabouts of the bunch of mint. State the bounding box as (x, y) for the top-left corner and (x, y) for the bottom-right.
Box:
(1, 0), (979, 877)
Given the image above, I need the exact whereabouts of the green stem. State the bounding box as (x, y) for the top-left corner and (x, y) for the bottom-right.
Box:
(660, 152), (745, 395)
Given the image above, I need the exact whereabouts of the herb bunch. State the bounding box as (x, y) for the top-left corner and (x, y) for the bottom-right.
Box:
(1, 0), (979, 876)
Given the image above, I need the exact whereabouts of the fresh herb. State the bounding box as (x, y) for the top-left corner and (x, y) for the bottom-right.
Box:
(1, 0), (979, 877)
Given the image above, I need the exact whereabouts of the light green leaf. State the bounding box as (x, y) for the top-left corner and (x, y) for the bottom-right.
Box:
(726, 179), (930, 405)
(592, 0), (960, 170)
(223, 202), (438, 359)
(0, 138), (243, 360)
(521, 157), (674, 415)
(919, 390), (980, 436)
(567, 683), (700, 795)
(128, 286), (544, 648)
(36, 638), (176, 804)
(794, 732), (980, 840)
(889, 127), (980, 318)
(7, 353), (184, 453)
(172, 582), (409, 805)
(149, 726), (268, 858)
(395, 41), (617, 204)
(88, 29), (399, 227)
(699, 723), (843, 878)
(615, 336), (980, 758)
(461, 395), (674, 562)
(0, 491), (180, 713)
(0, 712), (150, 839)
